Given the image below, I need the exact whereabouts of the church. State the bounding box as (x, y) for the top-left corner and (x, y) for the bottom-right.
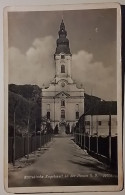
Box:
(41, 20), (84, 132)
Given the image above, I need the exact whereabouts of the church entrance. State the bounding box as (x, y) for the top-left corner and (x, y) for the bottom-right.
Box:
(59, 123), (66, 135)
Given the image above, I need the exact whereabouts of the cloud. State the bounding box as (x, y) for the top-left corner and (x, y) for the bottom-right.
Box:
(9, 37), (116, 100)
(9, 36), (55, 86)
(72, 50), (116, 100)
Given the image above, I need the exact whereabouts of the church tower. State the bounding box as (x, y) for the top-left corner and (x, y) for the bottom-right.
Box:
(54, 20), (73, 83)
(41, 19), (84, 132)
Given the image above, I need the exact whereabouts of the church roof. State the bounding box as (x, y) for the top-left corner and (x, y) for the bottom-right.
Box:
(55, 20), (71, 55)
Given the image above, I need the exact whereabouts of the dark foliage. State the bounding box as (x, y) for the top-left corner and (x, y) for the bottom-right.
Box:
(84, 93), (117, 115)
(45, 122), (53, 134)
(65, 123), (70, 134)
(8, 84), (41, 137)
(54, 124), (59, 134)
(9, 84), (41, 105)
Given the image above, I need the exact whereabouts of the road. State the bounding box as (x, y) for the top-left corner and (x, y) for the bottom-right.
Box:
(8, 134), (118, 187)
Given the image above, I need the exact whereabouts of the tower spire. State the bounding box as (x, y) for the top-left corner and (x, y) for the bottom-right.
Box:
(61, 11), (64, 21)
(55, 19), (71, 55)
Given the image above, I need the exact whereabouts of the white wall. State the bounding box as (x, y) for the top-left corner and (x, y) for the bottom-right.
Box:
(42, 95), (84, 127)
(84, 115), (117, 136)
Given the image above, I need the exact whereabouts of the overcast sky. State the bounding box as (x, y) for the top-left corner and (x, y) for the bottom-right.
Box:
(8, 8), (117, 100)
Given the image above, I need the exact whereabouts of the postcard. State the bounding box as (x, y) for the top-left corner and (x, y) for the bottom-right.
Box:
(4, 3), (123, 193)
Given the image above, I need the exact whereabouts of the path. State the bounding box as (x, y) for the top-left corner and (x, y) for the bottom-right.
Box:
(8, 135), (118, 187)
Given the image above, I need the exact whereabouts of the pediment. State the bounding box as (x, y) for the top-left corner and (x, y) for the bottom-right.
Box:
(55, 91), (70, 98)
(57, 79), (68, 84)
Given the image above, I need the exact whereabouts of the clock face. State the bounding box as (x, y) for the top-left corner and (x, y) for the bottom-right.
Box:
(61, 82), (65, 87)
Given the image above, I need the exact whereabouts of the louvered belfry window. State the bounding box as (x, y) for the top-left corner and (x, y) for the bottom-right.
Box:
(61, 65), (65, 73)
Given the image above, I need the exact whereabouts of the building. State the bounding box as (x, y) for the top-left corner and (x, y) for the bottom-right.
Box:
(84, 115), (117, 137)
(41, 20), (84, 132)
(78, 96), (117, 137)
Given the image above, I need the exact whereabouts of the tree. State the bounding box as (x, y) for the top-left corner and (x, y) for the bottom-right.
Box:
(65, 123), (70, 134)
(54, 124), (59, 134)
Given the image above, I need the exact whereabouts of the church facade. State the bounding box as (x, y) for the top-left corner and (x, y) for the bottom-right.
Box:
(41, 20), (84, 132)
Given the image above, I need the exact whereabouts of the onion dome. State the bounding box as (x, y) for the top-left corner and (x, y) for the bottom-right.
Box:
(55, 20), (71, 55)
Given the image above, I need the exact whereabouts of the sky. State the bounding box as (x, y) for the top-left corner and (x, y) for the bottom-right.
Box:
(8, 8), (117, 100)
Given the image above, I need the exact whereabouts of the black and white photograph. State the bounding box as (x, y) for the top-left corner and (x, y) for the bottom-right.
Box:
(4, 3), (123, 193)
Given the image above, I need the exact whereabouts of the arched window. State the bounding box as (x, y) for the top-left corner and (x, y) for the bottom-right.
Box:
(61, 100), (65, 107)
(61, 110), (65, 119)
(61, 65), (65, 73)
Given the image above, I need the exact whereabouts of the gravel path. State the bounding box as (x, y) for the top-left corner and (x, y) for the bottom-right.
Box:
(8, 134), (118, 187)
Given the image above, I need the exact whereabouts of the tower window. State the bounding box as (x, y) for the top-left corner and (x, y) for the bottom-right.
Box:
(76, 112), (79, 119)
(61, 100), (65, 107)
(61, 110), (65, 119)
(61, 55), (65, 59)
(61, 65), (65, 73)
(76, 104), (79, 111)
(47, 112), (50, 119)
(47, 104), (50, 111)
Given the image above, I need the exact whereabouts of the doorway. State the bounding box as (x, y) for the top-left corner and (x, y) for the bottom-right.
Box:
(59, 123), (66, 135)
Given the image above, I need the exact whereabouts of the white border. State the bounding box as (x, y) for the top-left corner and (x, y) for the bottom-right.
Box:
(3, 2), (123, 193)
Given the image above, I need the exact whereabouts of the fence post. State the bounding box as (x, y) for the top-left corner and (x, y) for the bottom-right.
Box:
(97, 135), (98, 155)
(96, 116), (98, 155)
(27, 117), (30, 159)
(46, 134), (47, 146)
(31, 136), (32, 153)
(40, 131), (41, 150)
(34, 121), (36, 154)
(43, 135), (44, 147)
(79, 125), (80, 145)
(13, 111), (16, 166)
(24, 136), (25, 156)
(84, 132), (85, 149)
(44, 134), (45, 145)
(83, 117), (86, 150)
(81, 132), (83, 148)
(89, 120), (91, 151)
(109, 113), (112, 163)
